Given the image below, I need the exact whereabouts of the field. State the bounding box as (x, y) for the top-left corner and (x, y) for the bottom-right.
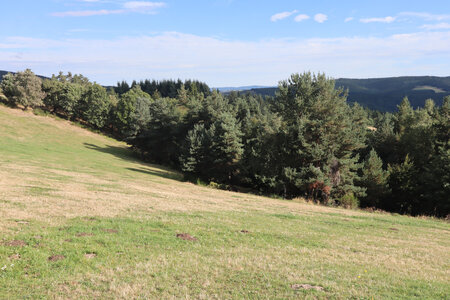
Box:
(0, 104), (449, 299)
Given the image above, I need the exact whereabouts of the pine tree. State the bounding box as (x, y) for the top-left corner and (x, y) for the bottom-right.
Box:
(359, 149), (390, 208)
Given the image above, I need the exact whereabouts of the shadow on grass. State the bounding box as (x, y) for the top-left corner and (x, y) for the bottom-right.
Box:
(84, 143), (139, 163)
(126, 167), (184, 181)
(83, 143), (184, 182)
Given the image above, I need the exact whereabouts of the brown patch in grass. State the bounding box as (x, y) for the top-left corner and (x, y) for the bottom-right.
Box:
(76, 232), (94, 237)
(389, 227), (399, 231)
(4, 240), (27, 247)
(240, 230), (249, 233)
(64, 239), (73, 242)
(176, 233), (197, 241)
(84, 253), (97, 259)
(9, 253), (21, 260)
(103, 229), (118, 233)
(291, 283), (324, 291)
(48, 255), (65, 262)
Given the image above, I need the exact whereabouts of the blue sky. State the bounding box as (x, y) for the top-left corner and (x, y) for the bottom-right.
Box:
(1, 0), (450, 86)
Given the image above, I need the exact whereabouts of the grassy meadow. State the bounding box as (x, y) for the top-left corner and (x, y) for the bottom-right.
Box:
(0, 104), (449, 299)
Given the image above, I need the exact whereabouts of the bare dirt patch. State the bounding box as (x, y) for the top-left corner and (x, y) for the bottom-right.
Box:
(76, 233), (95, 237)
(176, 233), (197, 241)
(48, 255), (65, 262)
(9, 253), (21, 260)
(240, 230), (249, 234)
(291, 283), (324, 291)
(4, 240), (27, 247)
(84, 253), (97, 259)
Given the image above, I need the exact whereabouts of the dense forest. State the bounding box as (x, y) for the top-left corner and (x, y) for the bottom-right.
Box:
(1, 69), (449, 217)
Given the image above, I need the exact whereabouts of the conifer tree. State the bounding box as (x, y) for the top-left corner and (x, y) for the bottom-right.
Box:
(360, 149), (390, 207)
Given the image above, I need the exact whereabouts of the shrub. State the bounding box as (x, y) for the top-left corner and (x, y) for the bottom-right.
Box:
(339, 193), (359, 209)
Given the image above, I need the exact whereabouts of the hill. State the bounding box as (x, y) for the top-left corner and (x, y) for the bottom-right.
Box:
(0, 70), (49, 82)
(0, 104), (449, 298)
(235, 76), (450, 111)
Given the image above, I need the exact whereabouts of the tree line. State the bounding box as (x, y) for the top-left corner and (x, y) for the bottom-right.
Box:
(1, 69), (448, 217)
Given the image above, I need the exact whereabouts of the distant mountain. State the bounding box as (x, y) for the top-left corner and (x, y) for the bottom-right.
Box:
(235, 76), (450, 111)
(215, 85), (272, 92)
(0, 70), (50, 82)
(0, 70), (9, 81)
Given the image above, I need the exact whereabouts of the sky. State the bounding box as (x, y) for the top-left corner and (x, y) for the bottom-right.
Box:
(1, 0), (450, 86)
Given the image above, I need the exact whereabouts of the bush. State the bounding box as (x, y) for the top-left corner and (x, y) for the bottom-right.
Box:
(339, 193), (359, 209)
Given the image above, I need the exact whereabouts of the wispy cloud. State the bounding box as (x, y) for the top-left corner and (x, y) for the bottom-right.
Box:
(421, 22), (450, 30)
(399, 12), (450, 21)
(123, 1), (165, 10)
(344, 17), (354, 22)
(3, 31), (449, 86)
(360, 16), (396, 23)
(294, 14), (310, 22)
(314, 13), (328, 23)
(270, 10), (298, 22)
(52, 9), (124, 17)
(52, 1), (166, 17)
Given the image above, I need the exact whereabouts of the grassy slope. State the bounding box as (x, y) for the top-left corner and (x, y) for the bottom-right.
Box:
(0, 105), (449, 299)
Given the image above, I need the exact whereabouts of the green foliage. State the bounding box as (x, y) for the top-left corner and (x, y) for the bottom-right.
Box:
(42, 74), (85, 119)
(133, 98), (183, 166)
(77, 83), (110, 129)
(270, 72), (366, 201)
(0, 69), (45, 108)
(359, 149), (390, 208)
(112, 85), (152, 137)
(338, 193), (359, 209)
(386, 155), (418, 215)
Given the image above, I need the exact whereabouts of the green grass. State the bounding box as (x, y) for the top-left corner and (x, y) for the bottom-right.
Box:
(1, 104), (449, 299)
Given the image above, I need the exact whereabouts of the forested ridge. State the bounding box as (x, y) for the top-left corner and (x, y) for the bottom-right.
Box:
(226, 76), (450, 112)
(1, 69), (449, 217)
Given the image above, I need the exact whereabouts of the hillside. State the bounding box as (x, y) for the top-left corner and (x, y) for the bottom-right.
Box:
(236, 76), (450, 111)
(0, 104), (449, 298)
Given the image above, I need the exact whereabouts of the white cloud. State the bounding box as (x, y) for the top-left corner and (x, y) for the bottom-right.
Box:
(270, 10), (298, 22)
(360, 16), (396, 23)
(1, 31), (450, 86)
(399, 12), (450, 21)
(52, 1), (166, 17)
(344, 17), (354, 22)
(123, 1), (166, 10)
(52, 9), (124, 17)
(314, 13), (328, 23)
(421, 22), (450, 30)
(294, 14), (309, 22)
